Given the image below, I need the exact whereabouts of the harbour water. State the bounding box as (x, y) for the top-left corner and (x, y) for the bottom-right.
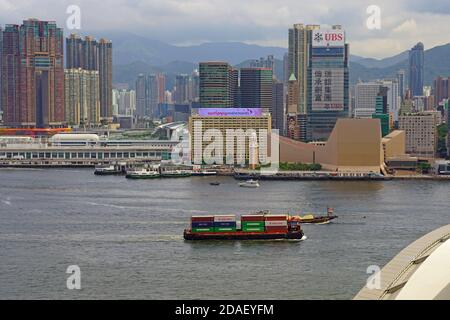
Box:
(0, 168), (449, 299)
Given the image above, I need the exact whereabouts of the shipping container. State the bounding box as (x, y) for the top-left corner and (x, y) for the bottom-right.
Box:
(265, 220), (288, 227)
(192, 221), (214, 228)
(265, 226), (288, 232)
(265, 215), (288, 221)
(214, 215), (236, 222)
(241, 215), (265, 221)
(192, 227), (215, 233)
(213, 221), (237, 228)
(191, 216), (215, 222)
(242, 221), (265, 228)
(242, 227), (265, 232)
(214, 227), (237, 232)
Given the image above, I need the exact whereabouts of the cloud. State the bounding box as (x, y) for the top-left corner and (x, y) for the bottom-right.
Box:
(1, 0), (450, 58)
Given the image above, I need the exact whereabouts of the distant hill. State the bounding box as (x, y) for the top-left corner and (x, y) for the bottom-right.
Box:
(107, 31), (450, 89)
(350, 43), (450, 85)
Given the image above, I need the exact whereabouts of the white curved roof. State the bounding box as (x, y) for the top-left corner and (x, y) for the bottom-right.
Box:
(354, 224), (450, 300)
(50, 133), (100, 141)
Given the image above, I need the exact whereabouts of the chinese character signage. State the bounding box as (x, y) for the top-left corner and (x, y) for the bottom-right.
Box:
(311, 69), (344, 111)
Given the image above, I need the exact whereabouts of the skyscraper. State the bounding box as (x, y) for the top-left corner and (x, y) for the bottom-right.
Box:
(240, 68), (273, 113)
(64, 68), (100, 127)
(307, 26), (350, 140)
(0, 26), (3, 116)
(199, 62), (238, 108)
(135, 74), (147, 117)
(174, 74), (190, 104)
(66, 34), (112, 121)
(288, 23), (320, 114)
(1, 19), (64, 128)
(397, 69), (405, 101)
(272, 80), (285, 133)
(135, 74), (160, 118)
(409, 42), (424, 97)
(98, 39), (113, 120)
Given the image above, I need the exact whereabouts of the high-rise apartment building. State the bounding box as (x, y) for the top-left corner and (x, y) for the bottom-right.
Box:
(433, 76), (450, 107)
(240, 68), (273, 113)
(66, 34), (112, 121)
(199, 62), (238, 108)
(409, 42), (424, 97)
(135, 74), (160, 118)
(1, 19), (65, 128)
(64, 68), (100, 127)
(174, 74), (190, 104)
(288, 23), (320, 114)
(354, 82), (382, 118)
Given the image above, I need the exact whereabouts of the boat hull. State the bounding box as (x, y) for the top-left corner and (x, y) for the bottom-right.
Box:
(126, 174), (160, 179)
(184, 230), (304, 241)
(161, 174), (192, 178)
(94, 171), (122, 176)
(298, 216), (338, 224)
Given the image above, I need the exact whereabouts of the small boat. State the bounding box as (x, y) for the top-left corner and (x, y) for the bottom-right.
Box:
(210, 182), (221, 186)
(94, 165), (121, 175)
(126, 169), (160, 179)
(161, 170), (192, 178)
(192, 171), (218, 176)
(290, 208), (338, 224)
(239, 179), (260, 188)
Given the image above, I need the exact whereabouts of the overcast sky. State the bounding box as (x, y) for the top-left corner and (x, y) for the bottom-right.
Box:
(1, 0), (450, 58)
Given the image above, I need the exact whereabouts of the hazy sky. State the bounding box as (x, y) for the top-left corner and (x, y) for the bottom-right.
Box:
(1, 0), (450, 58)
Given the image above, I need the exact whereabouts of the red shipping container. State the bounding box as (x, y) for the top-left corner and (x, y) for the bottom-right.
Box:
(191, 216), (215, 222)
(265, 226), (288, 233)
(241, 215), (265, 221)
(265, 215), (288, 221)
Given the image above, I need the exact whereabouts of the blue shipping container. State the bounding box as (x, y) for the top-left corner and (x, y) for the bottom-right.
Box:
(213, 221), (237, 228)
(192, 221), (214, 228)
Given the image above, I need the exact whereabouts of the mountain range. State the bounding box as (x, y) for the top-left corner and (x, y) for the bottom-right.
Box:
(101, 32), (450, 89)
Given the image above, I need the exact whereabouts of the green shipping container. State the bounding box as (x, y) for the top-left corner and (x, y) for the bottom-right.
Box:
(242, 221), (265, 228)
(214, 227), (237, 232)
(242, 227), (265, 232)
(192, 227), (214, 233)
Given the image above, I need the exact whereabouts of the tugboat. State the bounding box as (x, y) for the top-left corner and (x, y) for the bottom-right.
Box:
(210, 182), (221, 186)
(184, 214), (305, 241)
(125, 169), (160, 179)
(94, 165), (122, 175)
(239, 179), (260, 188)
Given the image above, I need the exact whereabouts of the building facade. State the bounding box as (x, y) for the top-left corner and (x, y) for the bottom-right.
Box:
(1, 19), (65, 128)
(398, 112), (438, 158)
(199, 62), (238, 108)
(240, 68), (273, 113)
(64, 68), (100, 127)
(409, 42), (424, 97)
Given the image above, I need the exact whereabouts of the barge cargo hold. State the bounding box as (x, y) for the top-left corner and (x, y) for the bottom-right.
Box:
(183, 229), (305, 241)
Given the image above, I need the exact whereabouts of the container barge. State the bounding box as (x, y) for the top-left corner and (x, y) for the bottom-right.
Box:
(183, 214), (305, 241)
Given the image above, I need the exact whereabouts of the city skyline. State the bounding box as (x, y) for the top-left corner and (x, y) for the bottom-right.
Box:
(1, 0), (450, 59)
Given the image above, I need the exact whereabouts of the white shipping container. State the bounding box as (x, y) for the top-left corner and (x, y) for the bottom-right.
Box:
(214, 215), (237, 222)
(265, 220), (288, 227)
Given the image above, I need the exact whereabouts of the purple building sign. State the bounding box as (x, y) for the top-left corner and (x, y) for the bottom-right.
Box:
(198, 108), (263, 117)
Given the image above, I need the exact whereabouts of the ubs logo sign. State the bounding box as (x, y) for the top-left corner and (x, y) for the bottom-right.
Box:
(312, 30), (345, 47)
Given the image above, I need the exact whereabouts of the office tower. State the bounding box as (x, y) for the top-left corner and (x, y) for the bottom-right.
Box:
(380, 79), (400, 122)
(250, 55), (276, 80)
(397, 69), (405, 101)
(66, 34), (112, 121)
(147, 74), (159, 117)
(354, 82), (382, 118)
(288, 23), (320, 114)
(272, 81), (285, 133)
(64, 68), (100, 127)
(240, 68), (273, 114)
(199, 62), (238, 108)
(399, 112), (438, 158)
(174, 74), (190, 104)
(308, 26), (350, 140)
(433, 76), (450, 107)
(135, 74), (159, 118)
(1, 19), (64, 128)
(409, 42), (424, 97)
